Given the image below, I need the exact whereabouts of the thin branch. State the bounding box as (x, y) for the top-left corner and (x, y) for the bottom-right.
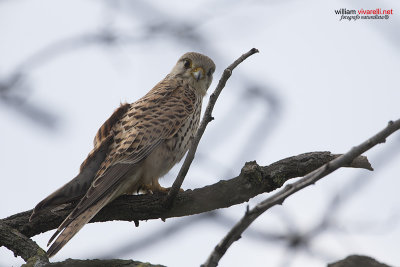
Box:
(164, 48), (260, 208)
(2, 152), (370, 240)
(202, 119), (400, 267)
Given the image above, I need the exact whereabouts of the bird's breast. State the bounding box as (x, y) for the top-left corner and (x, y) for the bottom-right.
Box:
(141, 99), (202, 183)
(168, 99), (202, 160)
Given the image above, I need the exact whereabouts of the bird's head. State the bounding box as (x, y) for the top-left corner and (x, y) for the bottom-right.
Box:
(170, 52), (216, 96)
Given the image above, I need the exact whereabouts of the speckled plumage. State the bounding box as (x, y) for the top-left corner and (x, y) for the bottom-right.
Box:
(30, 52), (215, 257)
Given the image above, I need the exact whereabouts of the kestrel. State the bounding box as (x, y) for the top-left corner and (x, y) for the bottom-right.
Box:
(30, 52), (215, 257)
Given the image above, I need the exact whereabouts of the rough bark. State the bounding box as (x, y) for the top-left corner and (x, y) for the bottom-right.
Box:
(22, 258), (165, 267)
(2, 152), (371, 241)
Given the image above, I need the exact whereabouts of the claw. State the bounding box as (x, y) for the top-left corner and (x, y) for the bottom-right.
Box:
(139, 180), (184, 194)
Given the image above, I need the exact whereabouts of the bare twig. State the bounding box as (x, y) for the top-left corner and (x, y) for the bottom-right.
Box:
(164, 48), (260, 208)
(202, 119), (400, 267)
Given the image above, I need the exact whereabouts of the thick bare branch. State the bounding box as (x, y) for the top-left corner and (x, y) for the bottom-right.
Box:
(0, 221), (48, 264)
(36, 259), (165, 267)
(202, 119), (400, 267)
(164, 48), (260, 208)
(2, 151), (370, 242)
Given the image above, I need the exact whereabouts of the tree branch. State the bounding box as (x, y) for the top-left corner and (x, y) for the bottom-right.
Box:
(328, 255), (391, 267)
(0, 221), (48, 264)
(164, 48), (260, 208)
(202, 119), (400, 267)
(2, 151), (371, 242)
(33, 258), (165, 267)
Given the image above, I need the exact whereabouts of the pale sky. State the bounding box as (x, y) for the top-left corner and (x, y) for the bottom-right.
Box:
(1, 1), (400, 266)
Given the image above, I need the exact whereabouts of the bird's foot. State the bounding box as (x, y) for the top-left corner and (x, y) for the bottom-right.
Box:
(139, 184), (184, 194)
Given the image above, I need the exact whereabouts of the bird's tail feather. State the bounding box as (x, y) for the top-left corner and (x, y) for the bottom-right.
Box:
(46, 195), (110, 258)
(30, 136), (113, 222)
(29, 172), (93, 222)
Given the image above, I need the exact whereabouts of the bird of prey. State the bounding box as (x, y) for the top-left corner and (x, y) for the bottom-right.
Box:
(29, 52), (216, 257)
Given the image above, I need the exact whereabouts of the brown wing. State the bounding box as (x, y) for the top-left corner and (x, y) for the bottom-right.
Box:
(91, 103), (130, 150)
(93, 77), (197, 177)
(29, 104), (130, 222)
(47, 77), (198, 256)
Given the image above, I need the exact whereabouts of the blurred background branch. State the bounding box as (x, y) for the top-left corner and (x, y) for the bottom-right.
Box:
(1, 0), (399, 266)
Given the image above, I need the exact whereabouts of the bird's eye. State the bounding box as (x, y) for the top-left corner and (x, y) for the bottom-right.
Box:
(183, 59), (191, 69)
(207, 68), (214, 77)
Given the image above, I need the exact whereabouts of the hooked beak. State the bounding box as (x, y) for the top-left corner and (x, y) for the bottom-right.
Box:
(192, 68), (204, 81)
